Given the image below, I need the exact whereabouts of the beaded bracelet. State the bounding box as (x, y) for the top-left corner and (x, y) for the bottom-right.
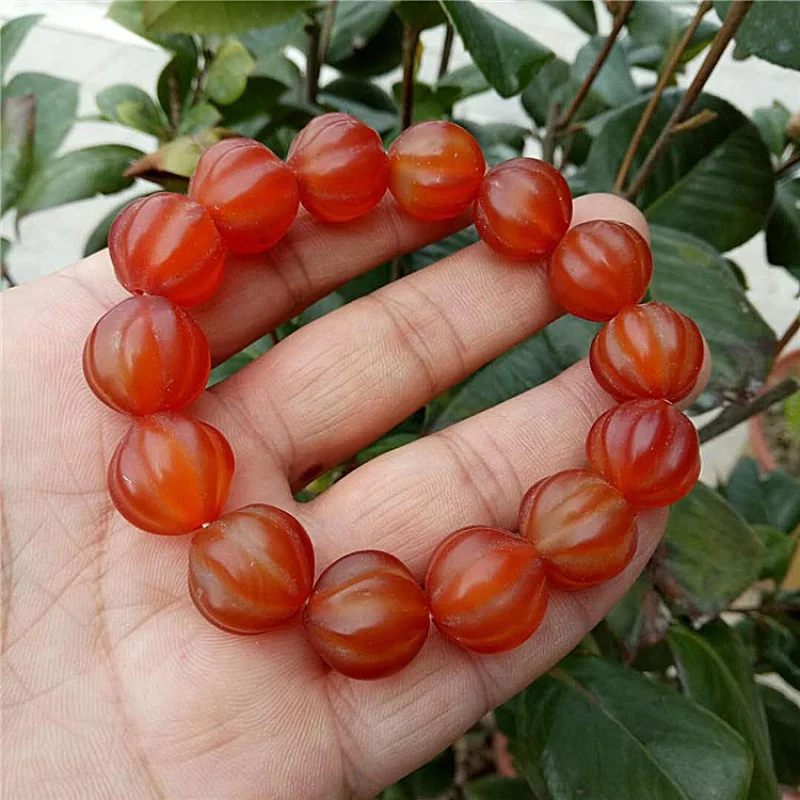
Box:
(82, 114), (704, 680)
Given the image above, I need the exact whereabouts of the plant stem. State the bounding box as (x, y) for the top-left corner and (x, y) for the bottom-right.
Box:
(305, 15), (322, 105)
(188, 43), (214, 110)
(625, 0), (753, 201)
(697, 377), (800, 444)
(556, 0), (634, 132)
(776, 148), (800, 178)
(318, 0), (337, 69)
(437, 23), (455, 81)
(776, 313), (800, 356)
(542, 101), (561, 164)
(614, 0), (713, 193)
(1, 264), (17, 287)
(400, 24), (421, 130)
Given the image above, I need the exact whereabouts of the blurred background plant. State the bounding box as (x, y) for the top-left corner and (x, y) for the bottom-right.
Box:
(2, 1), (800, 797)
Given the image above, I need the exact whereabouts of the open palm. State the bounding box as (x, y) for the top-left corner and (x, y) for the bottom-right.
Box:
(3, 192), (706, 799)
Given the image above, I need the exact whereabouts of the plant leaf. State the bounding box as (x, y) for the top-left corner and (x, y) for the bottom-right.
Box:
(464, 776), (534, 800)
(83, 195), (150, 257)
(723, 457), (800, 533)
(515, 654), (753, 800)
(318, 77), (399, 134)
(752, 101), (791, 157)
(437, 63), (491, 102)
(586, 90), (775, 253)
(205, 39), (257, 105)
(177, 102), (223, 136)
(662, 483), (764, 616)
(571, 37), (636, 107)
(96, 84), (168, 137)
(156, 38), (199, 120)
(442, 0), (553, 98)
(541, 0), (596, 34)
(140, 0), (313, 35)
(15, 145), (143, 221)
(393, 0), (447, 31)
(326, 4), (404, 78)
(648, 224), (776, 404)
(0, 14), (42, 82)
(667, 621), (778, 800)
(765, 177), (800, 280)
(1, 94), (35, 213)
(759, 684), (800, 787)
(3, 72), (78, 168)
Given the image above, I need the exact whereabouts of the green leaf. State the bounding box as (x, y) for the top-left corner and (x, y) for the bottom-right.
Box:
(140, 0), (312, 35)
(108, 1), (199, 53)
(627, 2), (719, 67)
(407, 226), (479, 271)
(83, 196), (147, 257)
(572, 37), (636, 107)
(515, 654), (753, 800)
(458, 121), (527, 167)
(586, 90), (775, 252)
(3, 72), (78, 168)
(648, 225), (776, 403)
(207, 334), (274, 386)
(752, 101), (791, 157)
(391, 81), (460, 124)
(724, 457), (800, 533)
(325, 0), (393, 62)
(403, 747), (455, 797)
(759, 614), (800, 691)
(765, 177), (800, 280)
(319, 77), (399, 134)
(754, 524), (799, 584)
(96, 84), (168, 137)
(0, 14), (42, 82)
(663, 483), (764, 616)
(177, 102), (222, 135)
(205, 38), (256, 105)
(437, 63), (491, 102)
(251, 52), (301, 88)
(759, 684), (800, 787)
(356, 433), (419, 465)
(668, 621), (778, 800)
(442, 0), (553, 98)
(464, 776), (534, 800)
(16, 145), (143, 220)
(238, 16), (306, 58)
(222, 76), (290, 136)
(156, 39), (199, 121)
(1, 94), (35, 213)
(521, 57), (570, 127)
(327, 6), (404, 78)
(393, 0), (447, 31)
(715, 0), (800, 71)
(605, 578), (670, 658)
(541, 0), (596, 34)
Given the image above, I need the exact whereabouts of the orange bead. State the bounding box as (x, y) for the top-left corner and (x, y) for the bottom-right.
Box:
(519, 470), (637, 590)
(425, 526), (548, 654)
(586, 400), (701, 508)
(189, 138), (299, 254)
(287, 113), (389, 222)
(590, 302), (704, 403)
(547, 220), (652, 321)
(189, 505), (315, 634)
(108, 412), (234, 535)
(474, 157), (572, 260)
(388, 121), (485, 221)
(110, 193), (225, 307)
(304, 550), (429, 680)
(83, 296), (210, 416)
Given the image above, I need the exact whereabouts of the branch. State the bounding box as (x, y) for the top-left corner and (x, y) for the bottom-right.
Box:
(614, 0), (713, 193)
(188, 44), (214, 110)
(305, 15), (322, 105)
(542, 101), (561, 164)
(437, 23), (455, 81)
(697, 377), (800, 444)
(318, 0), (337, 69)
(776, 312), (800, 357)
(400, 23), (421, 131)
(776, 148), (800, 179)
(625, 0), (754, 201)
(556, 0), (634, 131)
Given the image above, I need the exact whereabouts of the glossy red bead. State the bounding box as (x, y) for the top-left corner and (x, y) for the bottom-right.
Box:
(474, 157), (572, 260)
(83, 296), (210, 416)
(547, 220), (653, 321)
(425, 526), (548, 654)
(304, 550), (429, 680)
(189, 138), (299, 254)
(590, 302), (704, 403)
(110, 193), (225, 307)
(586, 400), (701, 508)
(189, 505), (314, 634)
(108, 412), (234, 535)
(287, 113), (389, 222)
(388, 121), (485, 221)
(519, 470), (637, 590)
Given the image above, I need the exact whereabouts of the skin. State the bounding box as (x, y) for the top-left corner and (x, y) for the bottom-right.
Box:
(2, 192), (709, 800)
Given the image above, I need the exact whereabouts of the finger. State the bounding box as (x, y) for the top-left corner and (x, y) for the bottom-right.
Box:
(216, 193), (649, 485)
(59, 199), (469, 362)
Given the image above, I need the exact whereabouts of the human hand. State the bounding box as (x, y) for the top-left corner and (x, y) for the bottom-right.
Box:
(2, 191), (709, 799)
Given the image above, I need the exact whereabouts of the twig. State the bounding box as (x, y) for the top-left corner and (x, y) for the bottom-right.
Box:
(437, 23), (455, 81)
(697, 377), (800, 444)
(776, 313), (800, 357)
(542, 101), (561, 164)
(556, 0), (634, 131)
(1, 264), (17, 288)
(400, 23), (421, 130)
(670, 108), (717, 135)
(625, 0), (754, 201)
(188, 44), (214, 110)
(305, 15), (322, 105)
(318, 0), (337, 67)
(614, 0), (713, 193)
(776, 149), (800, 179)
